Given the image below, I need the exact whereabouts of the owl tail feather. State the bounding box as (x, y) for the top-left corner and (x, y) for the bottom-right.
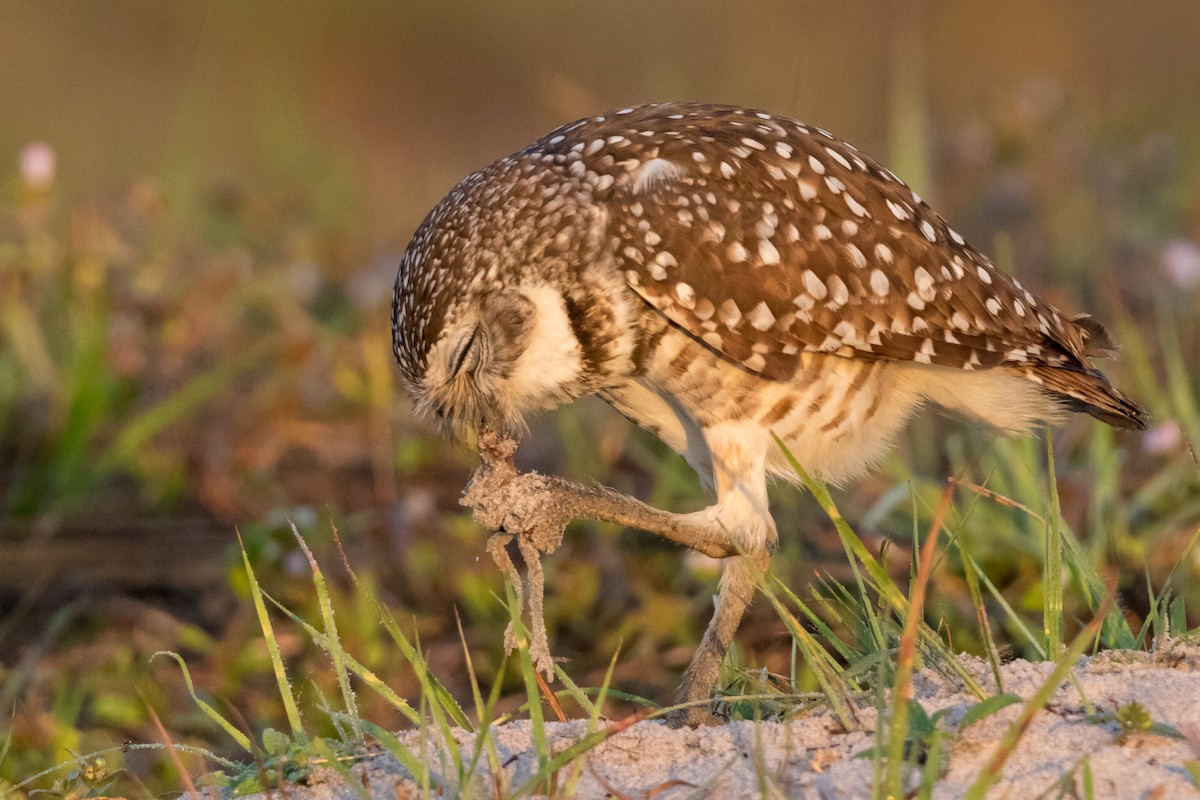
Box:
(1030, 365), (1148, 431)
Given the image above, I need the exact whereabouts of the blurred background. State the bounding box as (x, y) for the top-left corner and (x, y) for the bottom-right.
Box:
(2, 0), (1199, 793)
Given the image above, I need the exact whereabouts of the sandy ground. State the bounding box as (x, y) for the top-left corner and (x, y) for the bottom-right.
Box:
(242, 642), (1200, 799)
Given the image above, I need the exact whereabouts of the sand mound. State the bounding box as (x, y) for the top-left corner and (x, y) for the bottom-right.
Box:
(240, 642), (1200, 799)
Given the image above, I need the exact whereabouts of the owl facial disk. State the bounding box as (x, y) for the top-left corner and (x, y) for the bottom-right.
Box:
(414, 285), (584, 436)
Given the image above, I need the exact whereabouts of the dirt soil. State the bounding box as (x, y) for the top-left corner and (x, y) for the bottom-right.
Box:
(241, 642), (1200, 799)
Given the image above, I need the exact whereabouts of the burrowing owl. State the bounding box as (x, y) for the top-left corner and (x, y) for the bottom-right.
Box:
(392, 103), (1145, 722)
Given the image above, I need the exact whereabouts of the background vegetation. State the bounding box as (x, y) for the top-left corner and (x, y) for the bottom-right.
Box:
(1, 1), (1199, 795)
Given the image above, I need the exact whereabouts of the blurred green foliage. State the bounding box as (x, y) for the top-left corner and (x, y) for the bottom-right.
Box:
(2, 1), (1200, 795)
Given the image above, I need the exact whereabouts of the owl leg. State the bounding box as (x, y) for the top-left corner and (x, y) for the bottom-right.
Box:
(667, 430), (776, 725)
(463, 430), (774, 724)
(501, 479), (772, 726)
(673, 549), (771, 726)
(579, 485), (774, 727)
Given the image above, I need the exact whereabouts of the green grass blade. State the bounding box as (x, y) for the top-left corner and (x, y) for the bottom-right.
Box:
(959, 694), (1021, 729)
(967, 551), (1047, 659)
(357, 720), (431, 790)
(563, 645), (622, 796)
(552, 662), (598, 717)
(964, 590), (1113, 799)
(100, 339), (274, 472)
(762, 584), (855, 730)
(774, 434), (986, 698)
(237, 530), (305, 740)
(1044, 430), (1064, 655)
(151, 651), (255, 754)
(505, 583), (548, 777)
(376, 607), (472, 730)
(289, 524), (361, 745)
(515, 707), (659, 797)
(1056, 518), (1136, 649)
(947, 526), (1005, 691)
(1169, 596), (1188, 639)
(260, 591), (421, 725)
(1082, 754), (1096, 800)
(308, 737), (371, 800)
(772, 574), (861, 666)
(411, 631), (465, 785)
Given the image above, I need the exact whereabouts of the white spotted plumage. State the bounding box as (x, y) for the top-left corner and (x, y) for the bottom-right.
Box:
(388, 105), (1153, 722)
(391, 103), (1146, 702)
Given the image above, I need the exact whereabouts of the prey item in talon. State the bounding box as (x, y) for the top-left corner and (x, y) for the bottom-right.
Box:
(393, 103), (1146, 724)
(460, 431), (566, 679)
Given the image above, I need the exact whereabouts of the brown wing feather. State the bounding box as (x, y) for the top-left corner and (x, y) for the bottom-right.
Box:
(527, 103), (1145, 429)
(586, 106), (1083, 375)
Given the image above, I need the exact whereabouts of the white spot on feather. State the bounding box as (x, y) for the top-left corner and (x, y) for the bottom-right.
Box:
(886, 200), (910, 221)
(825, 147), (852, 169)
(870, 269), (890, 297)
(826, 275), (849, 307)
(674, 282), (696, 308)
(759, 239), (781, 265)
(802, 270), (827, 300)
(845, 243), (868, 269)
(718, 298), (742, 326)
(747, 301), (776, 330)
(844, 193), (869, 217)
(632, 158), (685, 193)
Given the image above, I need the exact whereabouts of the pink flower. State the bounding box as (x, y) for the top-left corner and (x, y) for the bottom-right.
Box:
(1161, 238), (1200, 291)
(1142, 420), (1182, 456)
(19, 142), (56, 190)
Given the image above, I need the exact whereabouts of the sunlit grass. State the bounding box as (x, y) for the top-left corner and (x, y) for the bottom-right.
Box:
(2, 57), (1200, 796)
(10, 436), (1195, 798)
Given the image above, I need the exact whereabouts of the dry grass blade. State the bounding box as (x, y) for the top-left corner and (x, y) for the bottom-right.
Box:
(587, 759), (697, 800)
(535, 669), (568, 723)
(886, 485), (953, 797)
(145, 700), (200, 800)
(947, 477), (1047, 525)
(514, 707), (656, 797)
